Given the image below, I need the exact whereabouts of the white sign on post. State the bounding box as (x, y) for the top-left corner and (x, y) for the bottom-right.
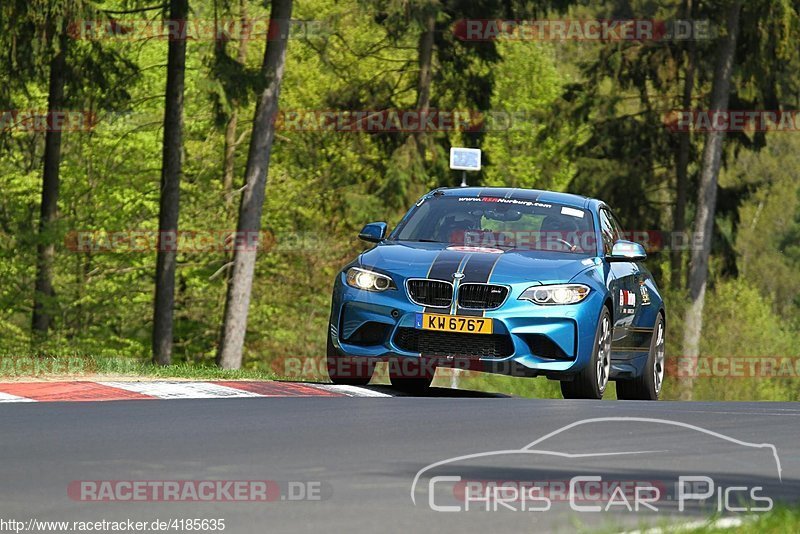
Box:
(449, 147), (481, 171)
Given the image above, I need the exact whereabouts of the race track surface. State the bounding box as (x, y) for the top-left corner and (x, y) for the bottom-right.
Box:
(1, 386), (798, 533)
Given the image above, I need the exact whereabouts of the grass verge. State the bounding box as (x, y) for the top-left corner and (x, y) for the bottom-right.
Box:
(0, 353), (277, 381)
(687, 508), (800, 533)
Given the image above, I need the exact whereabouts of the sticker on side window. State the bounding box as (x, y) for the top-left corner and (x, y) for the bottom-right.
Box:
(561, 207), (584, 218)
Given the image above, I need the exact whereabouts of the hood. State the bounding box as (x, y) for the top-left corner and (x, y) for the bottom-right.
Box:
(358, 241), (595, 284)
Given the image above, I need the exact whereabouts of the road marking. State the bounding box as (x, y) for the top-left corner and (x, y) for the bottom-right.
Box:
(0, 381), (386, 402)
(315, 385), (393, 397)
(98, 381), (264, 399)
(0, 382), (151, 402)
(213, 381), (345, 397)
(0, 391), (36, 403)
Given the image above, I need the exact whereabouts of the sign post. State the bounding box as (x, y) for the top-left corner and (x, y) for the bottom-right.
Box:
(449, 147), (481, 187)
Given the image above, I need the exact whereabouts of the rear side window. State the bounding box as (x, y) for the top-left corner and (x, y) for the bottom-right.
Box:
(599, 209), (618, 255)
(609, 211), (626, 239)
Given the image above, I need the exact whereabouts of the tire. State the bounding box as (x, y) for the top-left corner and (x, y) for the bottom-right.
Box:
(388, 358), (434, 395)
(561, 306), (612, 400)
(326, 336), (374, 386)
(616, 314), (665, 401)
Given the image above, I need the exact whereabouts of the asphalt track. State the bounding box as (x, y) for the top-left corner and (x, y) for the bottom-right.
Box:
(1, 386), (799, 533)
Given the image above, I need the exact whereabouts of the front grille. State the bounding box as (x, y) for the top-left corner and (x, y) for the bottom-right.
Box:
(407, 279), (453, 308)
(393, 328), (514, 359)
(458, 283), (509, 309)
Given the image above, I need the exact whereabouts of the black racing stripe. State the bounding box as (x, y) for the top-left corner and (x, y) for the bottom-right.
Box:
(460, 253), (502, 283)
(479, 187), (514, 199)
(422, 249), (466, 314)
(427, 249), (466, 281)
(457, 253), (503, 317)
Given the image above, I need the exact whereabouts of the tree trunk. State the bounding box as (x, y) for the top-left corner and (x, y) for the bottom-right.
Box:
(222, 0), (250, 206)
(32, 32), (67, 337)
(671, 0), (695, 289)
(222, 111), (239, 206)
(680, 1), (742, 399)
(413, 10), (435, 159)
(152, 0), (189, 365)
(416, 11), (435, 113)
(217, 0), (293, 369)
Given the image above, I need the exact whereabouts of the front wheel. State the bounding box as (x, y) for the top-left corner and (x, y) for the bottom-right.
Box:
(561, 307), (612, 400)
(326, 336), (375, 386)
(616, 314), (665, 401)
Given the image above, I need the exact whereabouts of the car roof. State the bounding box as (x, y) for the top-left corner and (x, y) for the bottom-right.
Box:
(429, 187), (594, 209)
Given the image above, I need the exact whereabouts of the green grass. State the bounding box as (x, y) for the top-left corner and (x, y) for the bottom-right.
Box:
(0, 353), (277, 381)
(687, 508), (800, 533)
(0, 349), (796, 404)
(593, 507), (800, 534)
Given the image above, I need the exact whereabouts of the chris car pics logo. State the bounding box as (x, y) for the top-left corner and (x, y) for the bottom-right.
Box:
(411, 417), (781, 514)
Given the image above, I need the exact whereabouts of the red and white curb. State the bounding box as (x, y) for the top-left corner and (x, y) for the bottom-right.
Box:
(0, 381), (392, 403)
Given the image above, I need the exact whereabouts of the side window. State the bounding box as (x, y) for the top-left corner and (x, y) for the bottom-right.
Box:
(608, 211), (626, 241)
(599, 209), (616, 255)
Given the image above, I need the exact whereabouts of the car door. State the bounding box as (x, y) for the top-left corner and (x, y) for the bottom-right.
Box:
(600, 208), (638, 349)
(608, 210), (656, 352)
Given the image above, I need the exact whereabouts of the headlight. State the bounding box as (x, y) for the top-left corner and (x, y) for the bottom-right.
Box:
(346, 267), (396, 292)
(519, 284), (590, 305)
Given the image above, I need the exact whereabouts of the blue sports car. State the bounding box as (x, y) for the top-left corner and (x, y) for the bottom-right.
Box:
(327, 187), (665, 400)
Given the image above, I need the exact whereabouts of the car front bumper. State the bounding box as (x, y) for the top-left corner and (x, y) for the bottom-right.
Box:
(329, 273), (607, 378)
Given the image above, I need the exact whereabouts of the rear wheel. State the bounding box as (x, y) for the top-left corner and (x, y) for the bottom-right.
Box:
(561, 307), (612, 400)
(326, 336), (374, 386)
(616, 314), (665, 401)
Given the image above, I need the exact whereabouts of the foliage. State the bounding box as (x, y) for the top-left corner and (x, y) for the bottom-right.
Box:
(660, 278), (800, 402)
(686, 506), (800, 534)
(0, 0), (798, 400)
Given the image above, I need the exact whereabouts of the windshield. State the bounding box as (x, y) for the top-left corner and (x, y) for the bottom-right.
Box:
(390, 195), (596, 254)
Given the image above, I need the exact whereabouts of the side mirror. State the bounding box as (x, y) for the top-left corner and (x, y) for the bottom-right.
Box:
(608, 240), (647, 262)
(358, 222), (388, 243)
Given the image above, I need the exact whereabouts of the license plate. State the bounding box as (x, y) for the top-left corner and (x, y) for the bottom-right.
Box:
(415, 313), (493, 335)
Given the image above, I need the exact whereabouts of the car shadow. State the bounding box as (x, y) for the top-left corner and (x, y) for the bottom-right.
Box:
(365, 384), (511, 398)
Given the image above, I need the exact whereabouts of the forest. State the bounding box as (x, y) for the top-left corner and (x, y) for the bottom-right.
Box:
(1, 0), (799, 400)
